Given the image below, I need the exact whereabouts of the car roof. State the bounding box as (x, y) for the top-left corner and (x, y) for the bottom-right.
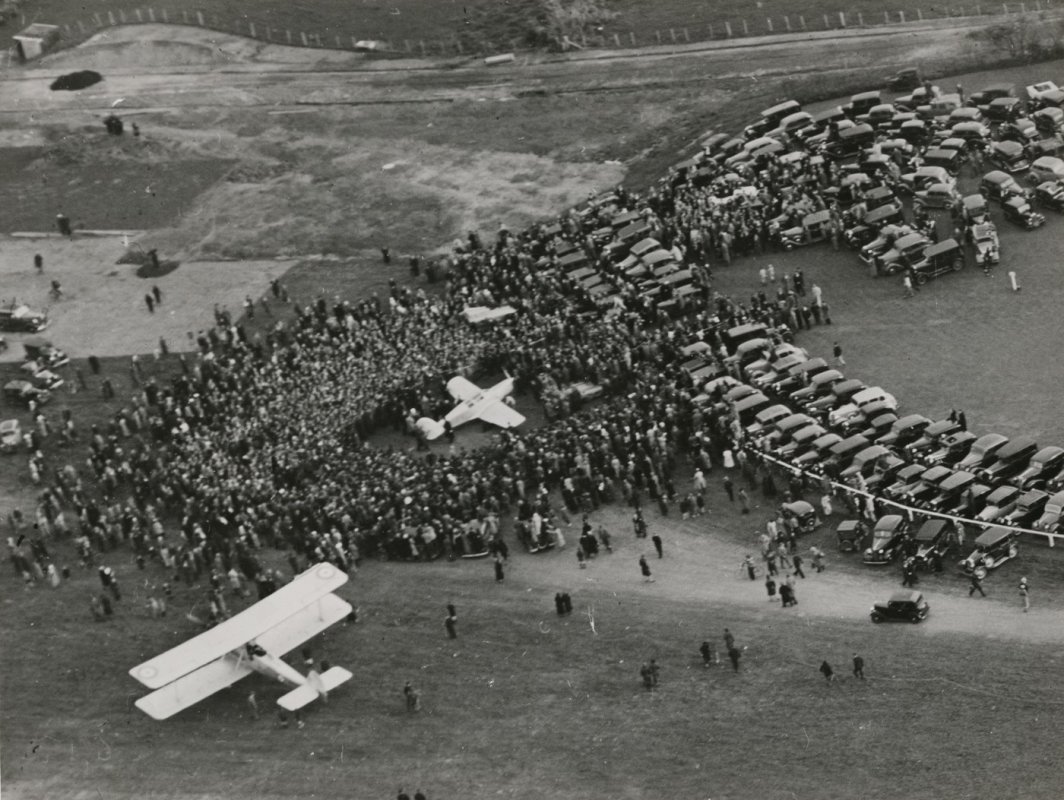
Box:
(889, 590), (923, 604)
(974, 526), (1013, 546)
(939, 470), (977, 490)
(876, 515), (905, 531)
(915, 518), (951, 540)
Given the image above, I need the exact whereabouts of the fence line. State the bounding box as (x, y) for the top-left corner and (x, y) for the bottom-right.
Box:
(9, 1), (1063, 62)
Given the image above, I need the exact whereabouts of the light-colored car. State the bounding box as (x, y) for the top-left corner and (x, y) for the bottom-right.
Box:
(915, 182), (961, 209)
(1029, 155), (1064, 185)
(0, 419), (21, 453)
(829, 387), (899, 427)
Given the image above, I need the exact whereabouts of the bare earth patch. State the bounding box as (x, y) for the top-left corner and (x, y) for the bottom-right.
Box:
(0, 234), (294, 360)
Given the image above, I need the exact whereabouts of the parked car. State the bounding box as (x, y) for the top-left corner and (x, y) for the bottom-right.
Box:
(877, 414), (932, 449)
(1002, 196), (1046, 228)
(914, 182), (961, 209)
(979, 437), (1039, 483)
(957, 433), (1009, 471)
(910, 519), (959, 569)
(0, 419), (21, 454)
(807, 377), (866, 417)
(924, 430), (977, 466)
(3, 380), (51, 407)
(975, 485), (1024, 523)
(1032, 490), (1064, 533)
(899, 165), (955, 194)
(777, 423), (828, 459)
(906, 419), (961, 459)
(971, 222), (1001, 268)
(1032, 106), (1064, 135)
(924, 470), (979, 512)
(770, 357), (830, 395)
(884, 463), (928, 498)
(870, 590), (930, 623)
(899, 465), (956, 506)
(983, 96), (1023, 122)
(22, 338), (69, 369)
(863, 515), (911, 565)
(791, 432), (844, 468)
(1013, 446), (1064, 489)
(780, 500), (821, 534)
(886, 68), (922, 91)
(998, 118), (1040, 145)
(961, 193), (990, 224)
(829, 386), (899, 428)
(791, 369), (846, 406)
(969, 83), (1015, 107)
(1028, 155), (1064, 185)
(0, 303), (48, 333)
(1034, 180), (1064, 212)
(959, 526), (1020, 578)
(763, 413), (816, 450)
(907, 238), (965, 284)
(837, 519), (870, 551)
(987, 140), (1030, 173)
(875, 231), (931, 276)
(998, 489), (1050, 528)
(979, 170), (1027, 202)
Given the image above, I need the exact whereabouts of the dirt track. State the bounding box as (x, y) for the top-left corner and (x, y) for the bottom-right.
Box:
(0, 19), (999, 114)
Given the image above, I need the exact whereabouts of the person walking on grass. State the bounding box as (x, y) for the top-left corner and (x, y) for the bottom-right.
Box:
(742, 554), (757, 581)
(738, 487), (751, 514)
(652, 532), (663, 558)
(765, 574), (777, 602)
(833, 341), (845, 367)
(639, 554), (654, 583)
(700, 641), (715, 667)
(728, 646), (742, 673)
(444, 604), (457, 639)
(820, 660), (837, 684)
(723, 475), (735, 502)
(1019, 576), (1030, 612)
(852, 653), (865, 680)
(969, 572), (986, 597)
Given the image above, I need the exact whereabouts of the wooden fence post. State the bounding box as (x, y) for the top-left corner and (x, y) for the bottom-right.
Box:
(900, 10), (906, 21)
(148, 8), (155, 22)
(800, 15), (806, 29)
(107, 10), (116, 24)
(742, 18), (749, 34)
(249, 22), (256, 37)
(917, 9), (923, 20)
(135, 9), (141, 22)
(119, 9), (125, 22)
(655, 30), (661, 43)
(629, 31), (636, 45)
(683, 27), (690, 41)
(857, 12), (863, 25)
(196, 11), (205, 26)
(161, 9), (167, 23)
(613, 33), (621, 46)
(94, 12), (102, 25)
(784, 16), (791, 31)
(286, 30), (292, 44)
(77, 19), (85, 32)
(724, 21), (732, 37)
(839, 11), (845, 26)
(767, 18), (774, 32)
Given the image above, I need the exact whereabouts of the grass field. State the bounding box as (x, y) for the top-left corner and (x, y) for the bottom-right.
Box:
(5, 19), (1064, 800)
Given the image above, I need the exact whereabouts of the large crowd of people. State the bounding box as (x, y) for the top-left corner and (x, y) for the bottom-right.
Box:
(12, 95), (972, 605)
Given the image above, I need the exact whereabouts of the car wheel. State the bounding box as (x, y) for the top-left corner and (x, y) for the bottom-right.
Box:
(871, 612), (883, 623)
(952, 257), (964, 271)
(1008, 543), (1019, 559)
(916, 272), (929, 286)
(911, 615), (921, 624)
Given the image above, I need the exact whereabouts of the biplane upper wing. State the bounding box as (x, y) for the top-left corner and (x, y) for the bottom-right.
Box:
(445, 376), (482, 402)
(476, 402), (525, 431)
(129, 563), (348, 690)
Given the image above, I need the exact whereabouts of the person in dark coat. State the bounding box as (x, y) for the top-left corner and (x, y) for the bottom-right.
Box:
(651, 533), (663, 558)
(493, 555), (505, 582)
(820, 660), (836, 684)
(699, 641), (713, 667)
(728, 646), (741, 673)
(444, 604), (457, 638)
(639, 554), (654, 582)
(852, 653), (865, 680)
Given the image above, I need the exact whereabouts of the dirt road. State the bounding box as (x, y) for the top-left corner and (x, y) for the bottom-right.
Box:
(0, 18), (1003, 113)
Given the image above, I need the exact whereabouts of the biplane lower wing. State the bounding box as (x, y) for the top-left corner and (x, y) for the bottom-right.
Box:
(134, 655), (252, 720)
(130, 563), (348, 690)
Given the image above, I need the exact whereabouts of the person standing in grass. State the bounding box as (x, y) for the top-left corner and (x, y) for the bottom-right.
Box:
(820, 660), (836, 684)
(1019, 577), (1030, 612)
(444, 604), (457, 638)
(639, 554), (654, 583)
(852, 653), (865, 680)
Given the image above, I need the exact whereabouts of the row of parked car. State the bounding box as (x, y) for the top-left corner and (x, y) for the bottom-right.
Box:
(685, 332), (1064, 577)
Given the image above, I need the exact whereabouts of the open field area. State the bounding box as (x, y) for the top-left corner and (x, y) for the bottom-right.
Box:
(13, 0), (1062, 50)
(3, 14), (1064, 800)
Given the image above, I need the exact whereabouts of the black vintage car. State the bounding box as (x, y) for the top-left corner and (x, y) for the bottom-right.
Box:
(837, 519), (870, 552)
(870, 590), (930, 623)
(910, 519), (959, 569)
(959, 526), (1020, 578)
(0, 304), (48, 333)
(1002, 196), (1046, 229)
(1034, 181), (1064, 212)
(907, 238), (965, 284)
(863, 515), (911, 565)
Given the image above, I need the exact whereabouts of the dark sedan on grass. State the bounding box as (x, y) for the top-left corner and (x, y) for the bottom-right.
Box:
(1034, 181), (1064, 212)
(863, 515), (912, 565)
(871, 591), (930, 623)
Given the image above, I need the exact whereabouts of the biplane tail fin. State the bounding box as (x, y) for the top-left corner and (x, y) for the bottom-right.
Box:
(277, 666), (353, 711)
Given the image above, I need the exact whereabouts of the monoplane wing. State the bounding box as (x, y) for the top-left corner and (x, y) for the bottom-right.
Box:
(446, 376), (482, 402)
(129, 563), (348, 690)
(476, 402), (525, 431)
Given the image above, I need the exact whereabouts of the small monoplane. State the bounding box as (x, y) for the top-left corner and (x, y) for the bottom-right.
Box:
(129, 563), (353, 720)
(416, 375), (525, 440)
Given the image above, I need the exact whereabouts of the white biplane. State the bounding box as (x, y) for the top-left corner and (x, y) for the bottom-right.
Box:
(416, 375), (525, 440)
(129, 562), (353, 720)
